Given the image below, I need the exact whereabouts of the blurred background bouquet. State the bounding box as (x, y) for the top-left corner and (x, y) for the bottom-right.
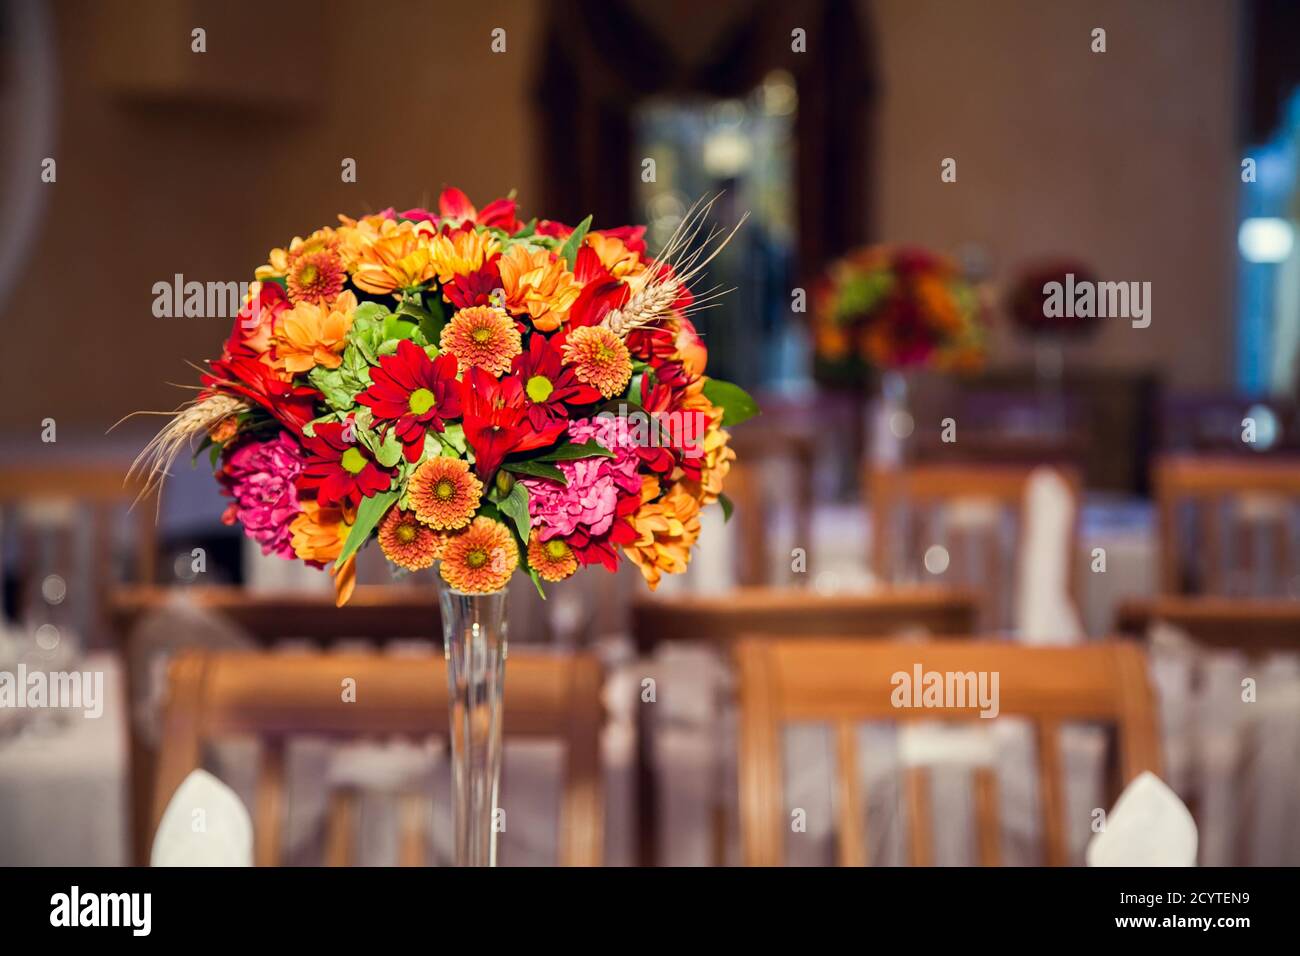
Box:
(812, 245), (986, 389)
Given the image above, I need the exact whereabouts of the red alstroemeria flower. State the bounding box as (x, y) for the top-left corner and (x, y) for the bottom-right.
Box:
(202, 354), (318, 434)
(511, 333), (601, 430)
(356, 340), (462, 462)
(568, 246), (629, 329)
(535, 219), (573, 241)
(398, 207), (437, 225)
(437, 188), (523, 234)
(222, 282), (290, 360)
(297, 418), (395, 509)
(443, 255), (503, 310)
(459, 367), (567, 477)
(594, 225), (647, 256)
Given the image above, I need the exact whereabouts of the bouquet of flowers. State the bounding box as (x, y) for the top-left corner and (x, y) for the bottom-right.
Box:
(812, 244), (985, 384)
(132, 191), (754, 605)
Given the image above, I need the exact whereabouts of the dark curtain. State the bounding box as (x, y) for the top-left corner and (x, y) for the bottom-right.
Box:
(533, 0), (876, 284)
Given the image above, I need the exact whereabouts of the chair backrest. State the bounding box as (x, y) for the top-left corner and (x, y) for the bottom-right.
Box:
(866, 464), (1082, 629)
(724, 427), (816, 587)
(1116, 595), (1300, 654)
(736, 638), (1160, 866)
(153, 649), (604, 866)
(630, 585), (980, 653)
(0, 464), (157, 643)
(1155, 455), (1300, 596)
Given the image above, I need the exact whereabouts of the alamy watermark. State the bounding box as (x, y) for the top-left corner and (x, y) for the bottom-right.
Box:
(152, 274), (255, 320)
(1042, 273), (1151, 328)
(0, 664), (104, 718)
(596, 405), (705, 458)
(890, 663), (1000, 718)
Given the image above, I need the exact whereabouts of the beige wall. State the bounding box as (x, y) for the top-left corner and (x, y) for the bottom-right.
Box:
(868, 0), (1241, 386)
(0, 0), (1241, 432)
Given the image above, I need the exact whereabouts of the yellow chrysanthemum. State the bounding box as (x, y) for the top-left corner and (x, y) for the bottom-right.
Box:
(561, 324), (632, 398)
(623, 476), (702, 590)
(527, 536), (578, 582)
(290, 499), (355, 565)
(678, 393), (734, 506)
(273, 291), (356, 374)
(497, 244), (580, 332)
(429, 227), (500, 284)
(439, 517), (518, 593)
(440, 305), (521, 376)
(408, 456), (483, 530)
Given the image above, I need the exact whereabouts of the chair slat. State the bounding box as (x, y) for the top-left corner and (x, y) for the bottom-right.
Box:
(1035, 719), (1068, 866)
(398, 792), (426, 867)
(904, 766), (933, 866)
(254, 738), (286, 867)
(972, 767), (1001, 866)
(834, 720), (866, 867)
(324, 788), (358, 867)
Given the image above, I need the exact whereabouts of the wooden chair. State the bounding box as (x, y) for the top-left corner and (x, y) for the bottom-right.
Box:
(1154, 455), (1300, 596)
(736, 638), (1161, 866)
(867, 463), (1083, 630)
(1116, 595), (1300, 653)
(0, 464), (157, 644)
(152, 648), (604, 866)
(725, 424), (816, 587)
(629, 585), (981, 865)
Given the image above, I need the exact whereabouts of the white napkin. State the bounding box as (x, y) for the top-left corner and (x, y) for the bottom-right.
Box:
(151, 768), (253, 867)
(1013, 467), (1085, 644)
(1086, 770), (1198, 866)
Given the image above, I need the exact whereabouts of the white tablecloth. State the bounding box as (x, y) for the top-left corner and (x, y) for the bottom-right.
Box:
(0, 651), (129, 865)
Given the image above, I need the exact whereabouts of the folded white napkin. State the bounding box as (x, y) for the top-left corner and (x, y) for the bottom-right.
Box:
(1014, 467), (1085, 644)
(1086, 770), (1197, 866)
(151, 768), (253, 867)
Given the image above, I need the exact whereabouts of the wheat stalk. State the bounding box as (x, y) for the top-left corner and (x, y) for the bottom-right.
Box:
(120, 393), (248, 507)
(601, 194), (748, 338)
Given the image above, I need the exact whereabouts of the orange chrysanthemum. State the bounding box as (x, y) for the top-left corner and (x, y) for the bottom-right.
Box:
(586, 232), (647, 283)
(273, 290), (356, 374)
(623, 477), (702, 590)
(439, 517), (518, 593)
(289, 498), (355, 565)
(497, 244), (580, 332)
(408, 456), (483, 530)
(439, 305), (521, 376)
(286, 248), (346, 304)
(527, 536), (579, 582)
(255, 228), (338, 282)
(561, 324), (632, 398)
(378, 506), (445, 570)
(677, 395), (734, 506)
(350, 220), (437, 295)
(430, 228), (499, 284)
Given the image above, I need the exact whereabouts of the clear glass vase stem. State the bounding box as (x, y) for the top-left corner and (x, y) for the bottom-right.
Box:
(438, 585), (508, 867)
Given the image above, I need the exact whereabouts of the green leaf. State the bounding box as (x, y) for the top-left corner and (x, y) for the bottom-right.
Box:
(718, 492), (734, 523)
(261, 275), (287, 290)
(558, 214), (593, 271)
(538, 439), (614, 462)
(308, 366), (356, 412)
(401, 294), (446, 344)
(497, 482), (532, 546)
(701, 378), (759, 427)
(335, 489), (399, 569)
(502, 460), (568, 484)
(437, 423), (467, 455)
(384, 311), (420, 343)
(372, 429), (404, 468)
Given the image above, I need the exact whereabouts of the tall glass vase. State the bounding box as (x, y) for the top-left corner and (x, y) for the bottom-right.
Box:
(437, 582), (508, 867)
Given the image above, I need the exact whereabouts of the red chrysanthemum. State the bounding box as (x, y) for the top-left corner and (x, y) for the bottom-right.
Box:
(356, 340), (461, 462)
(442, 255), (503, 310)
(511, 333), (601, 430)
(459, 366), (567, 478)
(297, 418), (395, 509)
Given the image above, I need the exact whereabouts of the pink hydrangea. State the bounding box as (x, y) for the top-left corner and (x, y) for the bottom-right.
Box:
(522, 416), (642, 543)
(219, 432), (305, 558)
